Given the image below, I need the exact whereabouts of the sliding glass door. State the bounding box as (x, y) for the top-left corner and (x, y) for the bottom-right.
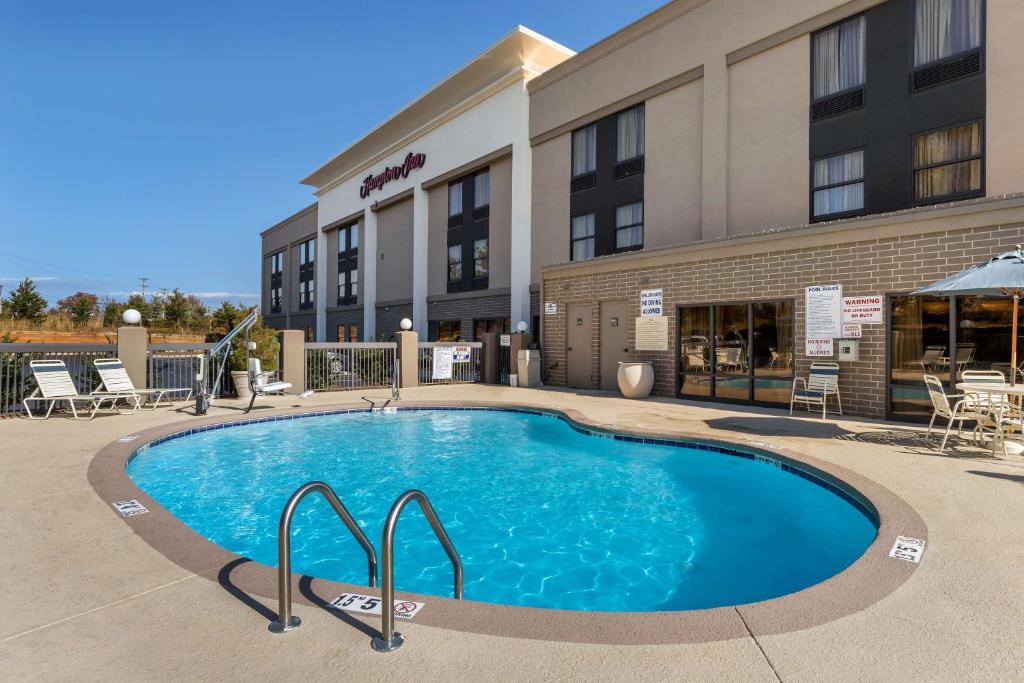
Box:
(678, 300), (794, 406)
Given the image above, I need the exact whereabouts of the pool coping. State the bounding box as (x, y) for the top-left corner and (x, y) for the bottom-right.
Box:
(87, 400), (927, 646)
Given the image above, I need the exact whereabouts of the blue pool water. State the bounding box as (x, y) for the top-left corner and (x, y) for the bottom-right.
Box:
(127, 409), (877, 612)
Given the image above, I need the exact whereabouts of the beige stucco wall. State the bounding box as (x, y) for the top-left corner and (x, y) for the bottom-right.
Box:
(986, 0), (1024, 197)
(726, 36), (810, 235)
(427, 184), (448, 297)
(530, 134), (571, 282)
(645, 78), (704, 247)
(375, 199), (413, 302)
(486, 156), (512, 290)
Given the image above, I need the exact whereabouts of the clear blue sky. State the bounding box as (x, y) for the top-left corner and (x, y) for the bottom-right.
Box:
(0, 0), (664, 308)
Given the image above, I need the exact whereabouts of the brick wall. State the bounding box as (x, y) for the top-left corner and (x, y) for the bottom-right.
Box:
(541, 221), (1024, 418)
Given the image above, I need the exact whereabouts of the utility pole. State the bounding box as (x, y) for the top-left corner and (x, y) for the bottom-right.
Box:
(138, 277), (149, 301)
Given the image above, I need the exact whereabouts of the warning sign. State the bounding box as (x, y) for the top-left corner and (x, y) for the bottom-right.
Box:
(112, 499), (149, 517)
(842, 296), (883, 324)
(805, 338), (834, 357)
(328, 593), (425, 620)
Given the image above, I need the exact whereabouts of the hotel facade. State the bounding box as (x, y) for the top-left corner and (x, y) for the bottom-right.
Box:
(263, 0), (1024, 420)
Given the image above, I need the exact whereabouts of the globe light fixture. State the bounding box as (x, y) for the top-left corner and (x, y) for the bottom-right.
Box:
(400, 318), (413, 331)
(122, 308), (142, 325)
(516, 320), (529, 333)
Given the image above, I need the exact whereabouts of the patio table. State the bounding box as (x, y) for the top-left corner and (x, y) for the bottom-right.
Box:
(955, 382), (1024, 455)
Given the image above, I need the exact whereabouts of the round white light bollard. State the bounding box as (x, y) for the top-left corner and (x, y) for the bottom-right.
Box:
(399, 318), (413, 331)
(516, 320), (529, 333)
(122, 308), (142, 325)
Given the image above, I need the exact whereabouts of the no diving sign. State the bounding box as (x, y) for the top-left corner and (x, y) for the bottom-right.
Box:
(329, 592), (425, 621)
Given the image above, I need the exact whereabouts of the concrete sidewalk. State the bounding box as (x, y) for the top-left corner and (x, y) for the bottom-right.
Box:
(2, 385), (1022, 681)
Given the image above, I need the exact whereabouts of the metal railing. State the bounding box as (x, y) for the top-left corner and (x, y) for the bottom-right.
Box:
(270, 481), (378, 634)
(305, 342), (397, 392)
(417, 342), (482, 385)
(147, 343), (230, 396)
(498, 345), (512, 385)
(372, 489), (462, 653)
(0, 343), (116, 417)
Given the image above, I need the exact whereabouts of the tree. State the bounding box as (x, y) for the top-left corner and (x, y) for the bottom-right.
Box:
(57, 292), (99, 326)
(163, 289), (190, 330)
(102, 299), (125, 327)
(7, 278), (48, 322)
(210, 301), (240, 332)
(185, 294), (209, 333)
(125, 294), (150, 325)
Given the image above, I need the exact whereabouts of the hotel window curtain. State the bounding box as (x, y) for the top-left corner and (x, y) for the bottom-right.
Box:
(570, 214), (595, 261)
(571, 125), (596, 176)
(813, 16), (866, 99)
(813, 150), (865, 216)
(914, 122), (982, 200)
(615, 202), (644, 248)
(616, 106), (645, 163)
(448, 182), (463, 217)
(474, 170), (490, 208)
(914, 0), (982, 66)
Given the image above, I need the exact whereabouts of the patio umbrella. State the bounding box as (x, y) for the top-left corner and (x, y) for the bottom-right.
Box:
(914, 246), (1024, 385)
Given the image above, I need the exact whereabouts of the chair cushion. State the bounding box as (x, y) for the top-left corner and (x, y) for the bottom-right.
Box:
(794, 389), (825, 399)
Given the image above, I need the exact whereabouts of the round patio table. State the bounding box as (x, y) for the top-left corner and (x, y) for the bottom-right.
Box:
(955, 382), (1024, 455)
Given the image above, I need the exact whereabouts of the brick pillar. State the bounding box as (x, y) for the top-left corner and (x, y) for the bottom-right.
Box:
(396, 329), (419, 389)
(116, 326), (148, 389)
(278, 330), (306, 392)
(480, 332), (498, 384)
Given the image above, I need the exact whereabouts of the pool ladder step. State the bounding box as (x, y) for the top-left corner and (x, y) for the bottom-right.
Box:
(268, 481), (462, 653)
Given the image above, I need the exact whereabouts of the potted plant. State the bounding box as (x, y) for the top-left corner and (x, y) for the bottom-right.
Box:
(227, 317), (280, 400)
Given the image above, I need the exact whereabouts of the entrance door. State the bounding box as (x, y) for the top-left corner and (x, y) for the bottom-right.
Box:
(599, 301), (630, 391)
(566, 303), (594, 388)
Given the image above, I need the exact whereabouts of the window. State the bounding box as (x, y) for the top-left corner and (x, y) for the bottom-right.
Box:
(270, 286), (282, 313)
(473, 239), (488, 278)
(570, 214), (595, 262)
(269, 252), (283, 314)
(473, 170), (490, 209)
(270, 253), (283, 275)
(448, 182), (463, 218)
(300, 238), (315, 265)
(473, 318), (511, 340)
(616, 106), (644, 163)
(914, 0), (983, 67)
(614, 202), (643, 250)
(337, 270), (357, 303)
(305, 326), (315, 343)
(299, 279), (315, 307)
(812, 16), (866, 100)
(436, 320), (461, 342)
(913, 121), (982, 203)
(350, 269), (358, 298)
(812, 150), (865, 218)
(298, 238), (315, 310)
(337, 324), (359, 342)
(336, 223), (358, 305)
(448, 245), (462, 283)
(572, 124), (596, 177)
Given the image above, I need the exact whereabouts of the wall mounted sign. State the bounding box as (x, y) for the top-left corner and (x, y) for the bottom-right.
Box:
(805, 285), (843, 338)
(359, 152), (427, 199)
(431, 347), (453, 380)
(635, 316), (669, 351)
(805, 338), (834, 357)
(544, 302), (557, 315)
(640, 289), (663, 317)
(452, 345), (470, 363)
(842, 323), (862, 338)
(500, 334), (511, 347)
(842, 296), (883, 324)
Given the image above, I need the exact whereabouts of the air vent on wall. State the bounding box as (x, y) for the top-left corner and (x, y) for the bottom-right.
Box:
(570, 171), (596, 193)
(811, 89), (864, 122)
(614, 157), (644, 180)
(447, 214), (461, 228)
(912, 51), (982, 92)
(471, 206), (489, 221)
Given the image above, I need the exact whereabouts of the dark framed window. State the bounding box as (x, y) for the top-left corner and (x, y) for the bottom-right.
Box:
(336, 223), (358, 306)
(812, 149), (865, 219)
(614, 202), (643, 251)
(678, 299), (795, 406)
(305, 326), (315, 342)
(435, 320), (461, 342)
(913, 120), (983, 204)
(447, 168), (488, 292)
(473, 318), (510, 340)
(912, 0), (985, 91)
(268, 252), (283, 314)
(571, 124), (597, 192)
(298, 238), (315, 310)
(614, 105), (645, 179)
(570, 214), (595, 261)
(812, 16), (866, 101)
(336, 323), (359, 342)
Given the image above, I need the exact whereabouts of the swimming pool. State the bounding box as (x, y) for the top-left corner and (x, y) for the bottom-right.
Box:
(127, 408), (877, 612)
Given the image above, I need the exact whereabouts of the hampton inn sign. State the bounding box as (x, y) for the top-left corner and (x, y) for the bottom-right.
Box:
(358, 152), (427, 199)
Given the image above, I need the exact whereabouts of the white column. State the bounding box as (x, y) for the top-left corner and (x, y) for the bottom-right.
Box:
(509, 84), (533, 328)
(362, 208), (378, 340)
(411, 185), (429, 335)
(315, 227), (327, 341)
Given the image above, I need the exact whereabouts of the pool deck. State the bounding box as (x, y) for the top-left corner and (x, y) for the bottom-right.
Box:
(2, 385), (1022, 681)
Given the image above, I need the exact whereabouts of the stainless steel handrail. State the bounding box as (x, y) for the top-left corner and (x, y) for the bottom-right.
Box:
(371, 489), (462, 653)
(269, 481), (378, 633)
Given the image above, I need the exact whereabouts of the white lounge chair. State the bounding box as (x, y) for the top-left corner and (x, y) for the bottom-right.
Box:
(23, 359), (134, 420)
(94, 358), (192, 410)
(790, 362), (842, 418)
(244, 358), (292, 413)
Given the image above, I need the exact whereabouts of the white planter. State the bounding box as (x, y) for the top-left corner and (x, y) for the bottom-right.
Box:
(617, 362), (654, 399)
(231, 371), (252, 400)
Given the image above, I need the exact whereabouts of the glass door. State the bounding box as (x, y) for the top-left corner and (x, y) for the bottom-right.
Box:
(714, 304), (750, 400)
(679, 306), (712, 397)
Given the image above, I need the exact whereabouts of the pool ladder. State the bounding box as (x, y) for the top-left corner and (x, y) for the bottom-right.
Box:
(268, 481), (463, 653)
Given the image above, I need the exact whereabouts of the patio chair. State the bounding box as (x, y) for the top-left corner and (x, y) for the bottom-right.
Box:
(244, 358), (292, 413)
(959, 369), (1016, 442)
(790, 362), (842, 419)
(94, 358), (192, 411)
(923, 374), (988, 453)
(915, 345), (947, 372)
(954, 343), (975, 373)
(23, 359), (134, 420)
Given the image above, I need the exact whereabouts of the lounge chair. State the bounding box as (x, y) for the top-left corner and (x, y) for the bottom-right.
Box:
(954, 343), (975, 373)
(790, 362), (842, 418)
(94, 358), (192, 410)
(914, 345), (947, 372)
(244, 358), (292, 413)
(923, 374), (988, 453)
(23, 359), (134, 420)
